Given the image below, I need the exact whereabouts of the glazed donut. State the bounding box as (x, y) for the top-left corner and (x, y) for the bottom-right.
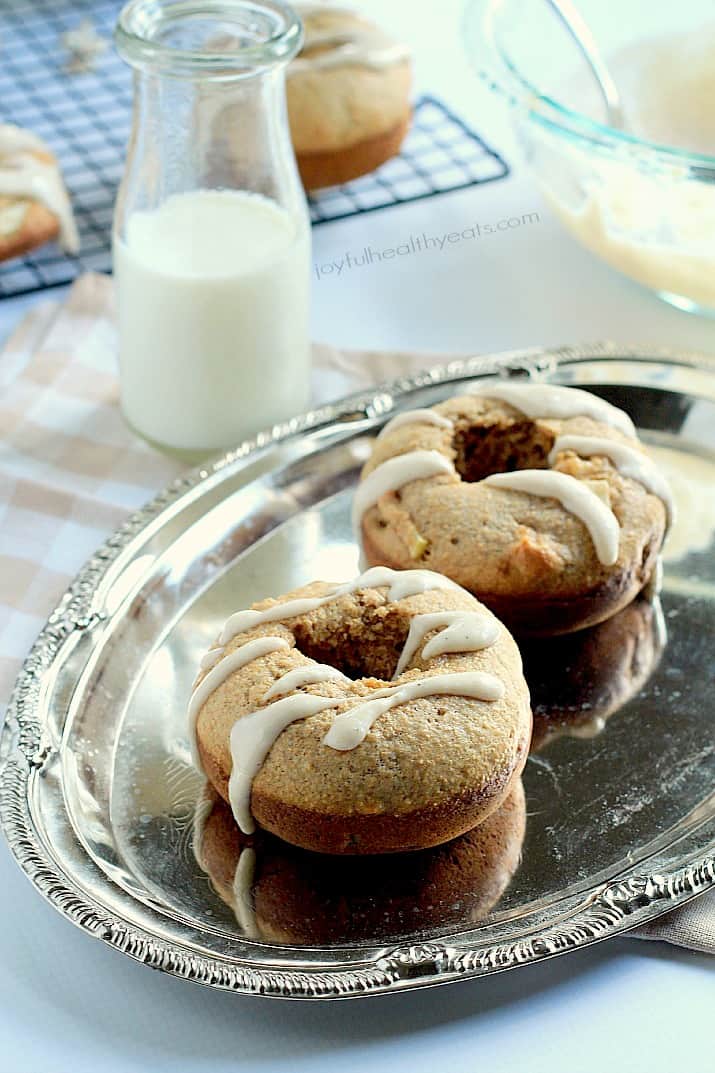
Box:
(287, 5), (412, 189)
(189, 566), (531, 854)
(193, 780), (526, 944)
(0, 124), (78, 261)
(525, 592), (665, 750)
(357, 384), (673, 635)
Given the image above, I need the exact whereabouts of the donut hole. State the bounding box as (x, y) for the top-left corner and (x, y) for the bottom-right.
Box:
(453, 420), (555, 482)
(292, 605), (410, 682)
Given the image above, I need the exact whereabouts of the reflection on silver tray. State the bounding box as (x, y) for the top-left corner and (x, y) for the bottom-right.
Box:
(193, 779), (527, 946)
(525, 593), (666, 750)
(1, 343), (714, 1000)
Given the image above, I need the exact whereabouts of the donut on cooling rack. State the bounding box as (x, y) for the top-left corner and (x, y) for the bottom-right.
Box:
(286, 5), (412, 189)
(0, 124), (78, 261)
(189, 566), (531, 855)
(193, 779), (526, 943)
(356, 384), (673, 635)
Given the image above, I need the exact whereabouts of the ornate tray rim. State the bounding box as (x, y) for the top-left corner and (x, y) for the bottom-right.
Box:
(1, 341), (714, 1000)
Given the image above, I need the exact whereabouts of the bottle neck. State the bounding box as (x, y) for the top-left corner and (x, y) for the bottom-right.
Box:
(115, 0), (303, 79)
(114, 0), (306, 229)
(117, 59), (307, 233)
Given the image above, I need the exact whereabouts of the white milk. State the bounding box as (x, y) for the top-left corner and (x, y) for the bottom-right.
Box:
(114, 189), (310, 451)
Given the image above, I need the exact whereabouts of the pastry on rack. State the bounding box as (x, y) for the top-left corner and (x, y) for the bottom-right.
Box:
(0, 124), (78, 261)
(357, 385), (673, 635)
(193, 779), (526, 943)
(287, 4), (412, 189)
(189, 566), (531, 854)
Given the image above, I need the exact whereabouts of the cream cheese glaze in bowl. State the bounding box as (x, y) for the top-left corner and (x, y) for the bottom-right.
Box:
(465, 0), (715, 315)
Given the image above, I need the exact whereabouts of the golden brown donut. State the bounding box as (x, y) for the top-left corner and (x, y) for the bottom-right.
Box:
(0, 124), (78, 261)
(193, 780), (526, 943)
(287, 6), (412, 189)
(524, 593), (665, 750)
(0, 192), (60, 262)
(190, 567), (531, 854)
(358, 385), (671, 635)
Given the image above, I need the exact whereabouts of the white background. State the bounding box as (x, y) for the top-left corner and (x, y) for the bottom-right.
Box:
(0, 2), (712, 1071)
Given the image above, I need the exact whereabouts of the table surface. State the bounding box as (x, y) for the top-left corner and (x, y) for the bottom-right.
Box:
(0, 3), (712, 1071)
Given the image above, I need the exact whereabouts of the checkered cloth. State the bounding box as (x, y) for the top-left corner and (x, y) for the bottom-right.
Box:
(0, 275), (184, 705)
(0, 273), (712, 953)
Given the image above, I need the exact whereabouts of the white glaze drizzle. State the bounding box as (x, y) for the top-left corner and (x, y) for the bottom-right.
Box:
(188, 636), (290, 770)
(643, 557), (663, 601)
(652, 593), (668, 651)
(220, 603), (319, 646)
(549, 434), (675, 530)
(0, 126), (45, 155)
(190, 783), (217, 864)
(0, 201), (29, 237)
(218, 565), (460, 648)
(376, 408), (454, 440)
(394, 611), (499, 678)
(351, 449), (455, 531)
(232, 846), (260, 938)
(364, 566), (461, 601)
(565, 715), (608, 741)
(290, 4), (410, 75)
(263, 663), (349, 700)
(229, 694), (337, 833)
(484, 470), (620, 565)
(191, 781), (260, 937)
(471, 382), (636, 438)
(0, 124), (79, 253)
(322, 671), (505, 752)
(229, 671), (506, 830)
(199, 645), (225, 671)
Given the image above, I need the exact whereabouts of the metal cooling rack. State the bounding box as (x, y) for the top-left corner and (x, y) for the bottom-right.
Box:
(0, 0), (509, 299)
(306, 95), (509, 224)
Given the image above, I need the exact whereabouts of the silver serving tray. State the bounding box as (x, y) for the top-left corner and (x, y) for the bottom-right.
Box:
(1, 343), (714, 1000)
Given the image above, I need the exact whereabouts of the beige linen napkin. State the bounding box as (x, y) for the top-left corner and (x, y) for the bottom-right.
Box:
(0, 273), (712, 953)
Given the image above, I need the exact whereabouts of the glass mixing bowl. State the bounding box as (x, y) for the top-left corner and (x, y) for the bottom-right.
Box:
(465, 0), (715, 315)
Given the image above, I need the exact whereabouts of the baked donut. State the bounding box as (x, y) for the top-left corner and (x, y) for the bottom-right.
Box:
(525, 593), (665, 750)
(287, 5), (411, 189)
(357, 384), (673, 635)
(193, 780), (526, 943)
(189, 566), (531, 854)
(0, 124), (78, 261)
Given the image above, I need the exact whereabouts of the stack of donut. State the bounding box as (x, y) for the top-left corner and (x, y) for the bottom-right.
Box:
(191, 566), (531, 854)
(357, 383), (672, 634)
(287, 4), (412, 189)
(189, 383), (671, 880)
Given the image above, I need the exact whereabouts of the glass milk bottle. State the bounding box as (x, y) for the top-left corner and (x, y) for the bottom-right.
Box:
(113, 0), (310, 454)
